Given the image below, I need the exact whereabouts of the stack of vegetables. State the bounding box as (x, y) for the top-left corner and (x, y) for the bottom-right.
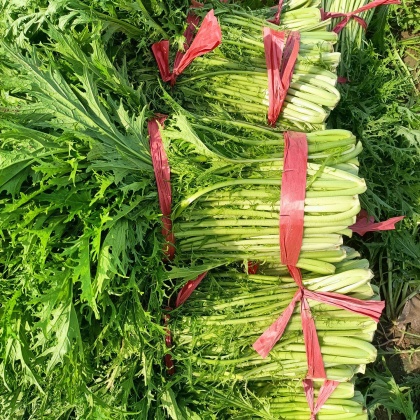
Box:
(154, 1), (384, 418)
(0, 0), (388, 418)
(171, 253), (378, 382)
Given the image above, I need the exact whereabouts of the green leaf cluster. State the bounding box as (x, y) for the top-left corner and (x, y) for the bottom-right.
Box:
(0, 8), (177, 417)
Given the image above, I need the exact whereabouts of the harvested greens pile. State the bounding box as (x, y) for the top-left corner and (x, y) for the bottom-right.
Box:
(0, 0), (402, 419)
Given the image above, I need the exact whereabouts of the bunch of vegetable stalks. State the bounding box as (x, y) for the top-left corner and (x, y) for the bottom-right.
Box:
(321, 0), (376, 71)
(185, 380), (367, 419)
(173, 1), (341, 130)
(251, 380), (367, 419)
(171, 159), (366, 274)
(170, 262), (379, 384)
(161, 114), (366, 274)
(162, 111), (362, 174)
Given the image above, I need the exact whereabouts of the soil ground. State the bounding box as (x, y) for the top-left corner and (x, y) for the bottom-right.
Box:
(373, 294), (420, 419)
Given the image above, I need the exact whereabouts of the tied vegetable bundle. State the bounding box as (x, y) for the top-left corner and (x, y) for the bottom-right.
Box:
(182, 380), (367, 419)
(250, 380), (367, 419)
(162, 114), (366, 275)
(170, 259), (379, 385)
(321, 0), (380, 71)
(166, 1), (341, 130)
(0, 32), (172, 418)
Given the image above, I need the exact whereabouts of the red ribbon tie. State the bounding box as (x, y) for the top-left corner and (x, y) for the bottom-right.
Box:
(321, 0), (401, 34)
(152, 9), (221, 85)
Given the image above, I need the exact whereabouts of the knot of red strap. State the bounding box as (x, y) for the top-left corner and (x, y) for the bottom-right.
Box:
(321, 0), (401, 34)
(152, 10), (221, 85)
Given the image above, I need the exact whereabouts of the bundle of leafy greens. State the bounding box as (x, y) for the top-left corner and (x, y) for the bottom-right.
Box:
(177, 380), (368, 419)
(163, 0), (341, 130)
(161, 112), (366, 275)
(320, 0), (378, 72)
(166, 250), (378, 418)
(169, 262), (379, 385)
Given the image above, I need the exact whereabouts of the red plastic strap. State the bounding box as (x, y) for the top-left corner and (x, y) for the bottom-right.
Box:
(279, 131), (308, 265)
(321, 0), (401, 34)
(173, 13), (201, 71)
(164, 311), (175, 375)
(175, 271), (208, 308)
(253, 132), (385, 379)
(263, 29), (300, 126)
(350, 209), (405, 236)
(263, 28), (285, 126)
(281, 31), (300, 97)
(152, 40), (171, 82)
(148, 116), (176, 261)
(268, 0), (284, 25)
(305, 290), (385, 322)
(303, 379), (340, 420)
(152, 9), (221, 85)
(149, 116), (176, 373)
(247, 261), (260, 275)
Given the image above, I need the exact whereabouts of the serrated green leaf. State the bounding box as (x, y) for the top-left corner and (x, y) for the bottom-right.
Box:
(161, 388), (185, 420)
(73, 236), (99, 319)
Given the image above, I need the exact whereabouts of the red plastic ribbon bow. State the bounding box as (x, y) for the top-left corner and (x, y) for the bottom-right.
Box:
(152, 9), (221, 85)
(350, 209), (405, 236)
(264, 28), (300, 126)
(321, 0), (401, 34)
